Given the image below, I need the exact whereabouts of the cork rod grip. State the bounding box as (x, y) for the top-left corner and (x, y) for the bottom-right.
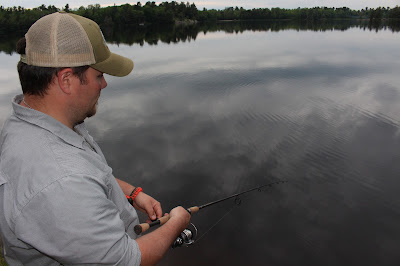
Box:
(187, 206), (199, 214)
(134, 214), (170, 235)
(158, 214), (171, 225)
(134, 206), (200, 235)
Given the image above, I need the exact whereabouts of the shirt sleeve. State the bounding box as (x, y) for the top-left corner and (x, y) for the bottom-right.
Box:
(13, 173), (141, 265)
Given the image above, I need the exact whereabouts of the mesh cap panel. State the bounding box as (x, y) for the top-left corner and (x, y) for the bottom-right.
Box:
(56, 14), (95, 66)
(25, 14), (53, 66)
(26, 13), (95, 67)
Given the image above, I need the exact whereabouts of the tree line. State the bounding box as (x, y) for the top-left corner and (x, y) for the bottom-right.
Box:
(1, 18), (399, 56)
(1, 2), (400, 34)
(199, 6), (400, 21)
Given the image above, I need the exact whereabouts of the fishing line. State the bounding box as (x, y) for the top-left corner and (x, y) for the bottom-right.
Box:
(195, 205), (236, 243)
(195, 184), (274, 243)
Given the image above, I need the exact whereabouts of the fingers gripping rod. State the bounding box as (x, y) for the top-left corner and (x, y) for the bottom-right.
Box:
(134, 207), (200, 234)
(134, 181), (287, 235)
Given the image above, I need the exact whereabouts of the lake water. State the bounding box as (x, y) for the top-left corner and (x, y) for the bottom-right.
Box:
(1, 21), (400, 265)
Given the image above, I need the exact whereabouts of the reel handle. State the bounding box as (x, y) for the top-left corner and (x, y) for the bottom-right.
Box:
(134, 206), (199, 234)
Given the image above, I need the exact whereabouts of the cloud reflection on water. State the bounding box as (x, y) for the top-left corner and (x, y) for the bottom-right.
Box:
(86, 48), (400, 264)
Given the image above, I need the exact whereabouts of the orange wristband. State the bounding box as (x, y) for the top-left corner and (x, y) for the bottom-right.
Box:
(129, 187), (143, 201)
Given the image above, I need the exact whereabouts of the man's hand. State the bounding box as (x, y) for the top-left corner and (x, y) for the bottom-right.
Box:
(168, 206), (191, 229)
(115, 178), (163, 221)
(136, 206), (191, 265)
(132, 192), (162, 221)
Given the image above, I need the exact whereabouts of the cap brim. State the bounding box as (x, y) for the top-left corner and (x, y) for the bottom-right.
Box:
(91, 52), (134, 77)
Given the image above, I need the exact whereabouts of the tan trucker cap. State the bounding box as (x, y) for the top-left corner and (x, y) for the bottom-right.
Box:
(21, 11), (133, 77)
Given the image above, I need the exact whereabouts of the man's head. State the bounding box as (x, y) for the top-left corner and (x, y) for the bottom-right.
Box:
(17, 12), (133, 95)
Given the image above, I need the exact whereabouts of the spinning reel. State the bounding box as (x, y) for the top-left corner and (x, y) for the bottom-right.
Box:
(172, 223), (198, 248)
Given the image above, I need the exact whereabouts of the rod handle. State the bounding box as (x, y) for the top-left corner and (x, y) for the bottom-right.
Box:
(134, 214), (170, 235)
(158, 214), (171, 225)
(187, 206), (199, 214)
(134, 206), (200, 235)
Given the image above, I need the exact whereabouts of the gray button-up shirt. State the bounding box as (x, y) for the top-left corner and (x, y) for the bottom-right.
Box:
(0, 95), (141, 265)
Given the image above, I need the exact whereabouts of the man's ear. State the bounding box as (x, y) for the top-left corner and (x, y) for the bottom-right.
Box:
(57, 68), (75, 94)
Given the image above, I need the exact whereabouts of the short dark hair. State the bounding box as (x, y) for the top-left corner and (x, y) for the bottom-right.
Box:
(16, 38), (90, 96)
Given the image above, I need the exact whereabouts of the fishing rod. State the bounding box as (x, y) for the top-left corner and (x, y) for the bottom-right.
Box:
(134, 180), (288, 240)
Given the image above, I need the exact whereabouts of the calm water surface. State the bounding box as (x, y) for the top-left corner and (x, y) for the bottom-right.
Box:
(1, 22), (400, 265)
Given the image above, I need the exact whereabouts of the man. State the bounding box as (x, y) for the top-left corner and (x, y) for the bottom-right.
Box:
(0, 12), (190, 265)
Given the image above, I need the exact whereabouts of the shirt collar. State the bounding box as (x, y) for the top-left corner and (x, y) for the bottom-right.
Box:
(12, 94), (87, 150)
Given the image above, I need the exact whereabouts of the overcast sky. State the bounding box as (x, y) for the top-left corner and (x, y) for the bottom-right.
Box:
(2, 0), (399, 10)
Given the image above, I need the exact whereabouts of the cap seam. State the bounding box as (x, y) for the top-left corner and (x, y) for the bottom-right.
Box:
(52, 14), (60, 65)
